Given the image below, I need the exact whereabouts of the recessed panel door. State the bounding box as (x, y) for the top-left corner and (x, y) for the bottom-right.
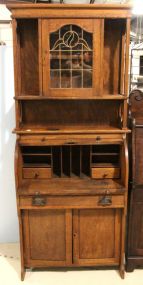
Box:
(73, 208), (121, 265)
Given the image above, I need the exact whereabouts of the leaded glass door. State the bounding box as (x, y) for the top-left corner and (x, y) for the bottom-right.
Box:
(42, 19), (102, 97)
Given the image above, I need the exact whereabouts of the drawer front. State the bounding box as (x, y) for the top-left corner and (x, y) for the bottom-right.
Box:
(23, 168), (52, 179)
(19, 195), (124, 209)
(19, 134), (123, 146)
(91, 167), (120, 179)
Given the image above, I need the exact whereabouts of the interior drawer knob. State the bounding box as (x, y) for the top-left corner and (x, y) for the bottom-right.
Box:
(96, 136), (101, 141)
(98, 196), (112, 207)
(34, 173), (39, 179)
(32, 197), (46, 206)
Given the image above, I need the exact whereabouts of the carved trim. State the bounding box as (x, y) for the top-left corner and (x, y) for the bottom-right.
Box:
(51, 25), (92, 51)
(130, 89), (143, 101)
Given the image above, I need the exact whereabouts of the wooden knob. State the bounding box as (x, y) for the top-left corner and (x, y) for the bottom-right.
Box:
(34, 173), (39, 179)
(96, 136), (101, 141)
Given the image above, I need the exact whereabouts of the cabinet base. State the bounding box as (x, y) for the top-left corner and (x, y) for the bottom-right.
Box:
(21, 265), (124, 281)
(21, 268), (26, 281)
(126, 256), (143, 272)
(119, 264), (125, 279)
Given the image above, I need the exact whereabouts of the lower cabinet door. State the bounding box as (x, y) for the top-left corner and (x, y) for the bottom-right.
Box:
(129, 203), (143, 256)
(73, 209), (122, 265)
(22, 209), (72, 267)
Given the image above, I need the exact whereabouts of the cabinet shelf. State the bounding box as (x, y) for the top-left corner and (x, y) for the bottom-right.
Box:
(23, 153), (51, 156)
(14, 95), (127, 100)
(23, 163), (51, 168)
(13, 125), (131, 134)
(91, 163), (119, 168)
(92, 153), (119, 156)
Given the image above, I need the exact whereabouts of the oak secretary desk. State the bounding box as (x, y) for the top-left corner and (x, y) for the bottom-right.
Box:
(7, 3), (131, 280)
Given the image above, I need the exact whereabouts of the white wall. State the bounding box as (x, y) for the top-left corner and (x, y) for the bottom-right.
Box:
(0, 6), (19, 243)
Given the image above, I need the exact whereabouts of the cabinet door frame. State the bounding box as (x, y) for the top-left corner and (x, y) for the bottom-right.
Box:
(73, 208), (122, 266)
(22, 209), (72, 267)
(42, 18), (103, 98)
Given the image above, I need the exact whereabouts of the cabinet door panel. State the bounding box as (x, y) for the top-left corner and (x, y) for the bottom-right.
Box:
(73, 209), (121, 265)
(42, 19), (102, 97)
(22, 209), (72, 266)
(130, 203), (143, 256)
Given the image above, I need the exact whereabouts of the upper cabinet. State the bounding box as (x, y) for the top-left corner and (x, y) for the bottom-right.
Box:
(42, 19), (101, 97)
(12, 4), (131, 99)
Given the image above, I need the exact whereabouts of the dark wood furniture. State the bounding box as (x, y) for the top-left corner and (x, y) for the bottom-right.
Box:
(7, 3), (131, 280)
(126, 89), (143, 272)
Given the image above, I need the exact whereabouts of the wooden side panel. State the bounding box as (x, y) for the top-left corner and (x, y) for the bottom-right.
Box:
(73, 208), (121, 265)
(135, 128), (143, 185)
(126, 91), (143, 271)
(129, 203), (143, 256)
(22, 209), (72, 266)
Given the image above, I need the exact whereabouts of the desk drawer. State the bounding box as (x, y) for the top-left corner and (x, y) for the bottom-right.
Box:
(91, 167), (120, 179)
(19, 195), (124, 209)
(23, 167), (52, 179)
(19, 134), (123, 146)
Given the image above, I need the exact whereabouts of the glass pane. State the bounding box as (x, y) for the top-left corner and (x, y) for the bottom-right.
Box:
(72, 51), (82, 69)
(50, 51), (60, 69)
(50, 24), (93, 89)
(83, 51), (92, 69)
(61, 70), (71, 88)
(83, 70), (92, 88)
(50, 31), (59, 50)
(72, 70), (82, 88)
(50, 70), (60, 88)
(61, 51), (71, 69)
(83, 30), (92, 50)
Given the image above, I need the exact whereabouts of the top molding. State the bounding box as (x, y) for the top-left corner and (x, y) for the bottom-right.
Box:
(7, 4), (132, 19)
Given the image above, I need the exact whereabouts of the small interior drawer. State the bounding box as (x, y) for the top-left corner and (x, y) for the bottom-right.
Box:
(19, 195), (125, 209)
(91, 167), (120, 179)
(23, 167), (52, 179)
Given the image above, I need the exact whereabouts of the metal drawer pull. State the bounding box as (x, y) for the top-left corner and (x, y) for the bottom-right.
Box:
(98, 196), (112, 206)
(32, 197), (46, 206)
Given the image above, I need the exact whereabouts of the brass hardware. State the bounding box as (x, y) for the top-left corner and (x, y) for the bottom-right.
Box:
(32, 197), (46, 206)
(98, 196), (112, 207)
